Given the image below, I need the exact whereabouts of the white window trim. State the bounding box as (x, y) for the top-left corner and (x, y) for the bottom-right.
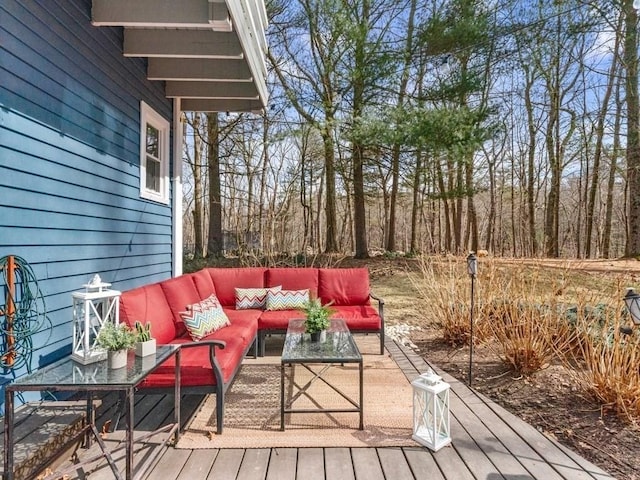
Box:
(140, 101), (170, 204)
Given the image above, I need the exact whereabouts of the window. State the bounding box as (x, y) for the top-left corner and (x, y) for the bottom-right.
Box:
(140, 101), (170, 204)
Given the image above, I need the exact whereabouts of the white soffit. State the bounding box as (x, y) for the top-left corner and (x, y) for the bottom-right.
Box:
(91, 0), (268, 112)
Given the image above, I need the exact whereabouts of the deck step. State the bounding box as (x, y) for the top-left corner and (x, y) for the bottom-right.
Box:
(0, 400), (99, 480)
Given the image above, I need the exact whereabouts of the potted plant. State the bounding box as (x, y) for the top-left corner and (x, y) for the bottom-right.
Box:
(301, 298), (333, 342)
(134, 321), (156, 357)
(96, 322), (136, 369)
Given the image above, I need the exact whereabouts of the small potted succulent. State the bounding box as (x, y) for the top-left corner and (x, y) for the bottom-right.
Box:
(96, 322), (137, 369)
(134, 321), (156, 357)
(301, 298), (333, 342)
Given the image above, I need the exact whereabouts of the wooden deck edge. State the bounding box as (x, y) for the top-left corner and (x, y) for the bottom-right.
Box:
(386, 338), (615, 480)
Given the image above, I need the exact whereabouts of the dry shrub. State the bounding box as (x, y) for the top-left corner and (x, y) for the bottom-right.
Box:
(415, 255), (640, 421)
(562, 301), (640, 423)
(486, 301), (574, 375)
(414, 256), (492, 347)
(415, 256), (576, 374)
(413, 256), (468, 346)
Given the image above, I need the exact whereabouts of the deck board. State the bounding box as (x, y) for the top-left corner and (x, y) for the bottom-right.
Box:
(236, 448), (270, 480)
(403, 447), (446, 480)
(266, 448), (297, 480)
(351, 448), (385, 480)
(296, 448), (324, 480)
(5, 337), (616, 480)
(378, 447), (416, 480)
(324, 447), (355, 480)
(175, 449), (217, 478)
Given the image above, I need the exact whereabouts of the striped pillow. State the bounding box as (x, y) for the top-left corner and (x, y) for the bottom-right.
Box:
(180, 294), (230, 341)
(266, 289), (310, 311)
(235, 286), (282, 310)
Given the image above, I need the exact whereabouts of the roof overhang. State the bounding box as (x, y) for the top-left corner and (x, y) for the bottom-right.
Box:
(92, 0), (268, 113)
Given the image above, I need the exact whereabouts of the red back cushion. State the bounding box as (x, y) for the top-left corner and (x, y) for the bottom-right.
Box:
(119, 283), (176, 344)
(191, 269), (216, 299)
(208, 267), (267, 306)
(266, 268), (319, 296)
(318, 268), (371, 306)
(159, 275), (202, 336)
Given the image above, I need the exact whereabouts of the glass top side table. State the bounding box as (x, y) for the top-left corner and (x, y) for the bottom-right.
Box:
(3, 345), (181, 480)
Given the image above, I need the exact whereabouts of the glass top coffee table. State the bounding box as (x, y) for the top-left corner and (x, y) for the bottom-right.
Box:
(280, 319), (363, 430)
(3, 345), (180, 480)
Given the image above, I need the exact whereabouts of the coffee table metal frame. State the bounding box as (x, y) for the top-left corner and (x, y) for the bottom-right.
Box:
(3, 345), (181, 480)
(280, 319), (363, 431)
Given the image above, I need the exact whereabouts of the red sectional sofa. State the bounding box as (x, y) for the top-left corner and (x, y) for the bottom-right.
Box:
(118, 267), (384, 433)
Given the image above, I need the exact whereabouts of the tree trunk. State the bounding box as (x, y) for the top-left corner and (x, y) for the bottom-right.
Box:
(322, 128), (338, 252)
(386, 0), (417, 253)
(206, 113), (223, 257)
(351, 0), (370, 260)
(624, 0), (640, 257)
(522, 65), (539, 256)
(586, 15), (621, 258)
(602, 81), (623, 258)
(192, 114), (204, 258)
(410, 150), (423, 254)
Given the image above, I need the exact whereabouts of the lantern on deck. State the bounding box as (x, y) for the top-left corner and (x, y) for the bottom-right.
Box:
(71, 275), (121, 364)
(412, 369), (451, 451)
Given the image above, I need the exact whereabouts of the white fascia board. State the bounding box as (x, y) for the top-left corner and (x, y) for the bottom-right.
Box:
(225, 0), (269, 108)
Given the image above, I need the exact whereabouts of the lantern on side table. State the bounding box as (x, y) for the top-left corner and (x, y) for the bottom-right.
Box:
(71, 275), (121, 364)
(412, 368), (451, 451)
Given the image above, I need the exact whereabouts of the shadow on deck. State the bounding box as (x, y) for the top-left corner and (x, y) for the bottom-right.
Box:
(5, 339), (615, 480)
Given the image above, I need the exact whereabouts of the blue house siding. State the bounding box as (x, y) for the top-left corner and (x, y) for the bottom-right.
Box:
(0, 0), (175, 408)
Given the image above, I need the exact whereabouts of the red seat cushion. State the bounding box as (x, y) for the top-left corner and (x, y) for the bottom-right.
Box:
(139, 324), (255, 389)
(266, 268), (319, 296)
(258, 309), (304, 330)
(119, 284), (176, 344)
(223, 307), (263, 327)
(331, 306), (381, 330)
(318, 268), (371, 306)
(138, 339), (239, 388)
(208, 267), (267, 307)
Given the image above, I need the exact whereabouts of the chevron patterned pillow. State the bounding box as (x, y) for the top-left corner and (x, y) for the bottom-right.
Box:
(266, 289), (310, 311)
(180, 294), (230, 341)
(235, 286), (282, 310)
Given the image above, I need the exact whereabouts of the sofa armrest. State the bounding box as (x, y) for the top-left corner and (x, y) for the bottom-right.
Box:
(370, 292), (385, 354)
(178, 340), (227, 388)
(370, 292), (385, 318)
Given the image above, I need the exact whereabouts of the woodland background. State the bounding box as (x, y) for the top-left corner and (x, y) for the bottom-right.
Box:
(180, 0), (640, 261)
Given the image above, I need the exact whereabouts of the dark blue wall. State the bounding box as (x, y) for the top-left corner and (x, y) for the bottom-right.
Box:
(0, 0), (175, 408)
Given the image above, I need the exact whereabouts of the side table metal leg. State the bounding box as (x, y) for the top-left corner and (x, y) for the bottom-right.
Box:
(280, 363), (285, 431)
(85, 391), (94, 448)
(359, 361), (364, 430)
(4, 389), (14, 480)
(175, 348), (181, 443)
(126, 388), (134, 480)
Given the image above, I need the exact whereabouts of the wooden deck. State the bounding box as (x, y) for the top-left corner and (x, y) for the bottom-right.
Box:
(11, 339), (615, 480)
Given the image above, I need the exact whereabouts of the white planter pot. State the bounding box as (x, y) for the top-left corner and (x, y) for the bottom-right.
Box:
(135, 339), (156, 357)
(107, 349), (128, 369)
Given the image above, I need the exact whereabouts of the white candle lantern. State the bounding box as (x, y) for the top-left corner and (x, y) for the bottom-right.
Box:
(412, 369), (451, 451)
(71, 275), (121, 365)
